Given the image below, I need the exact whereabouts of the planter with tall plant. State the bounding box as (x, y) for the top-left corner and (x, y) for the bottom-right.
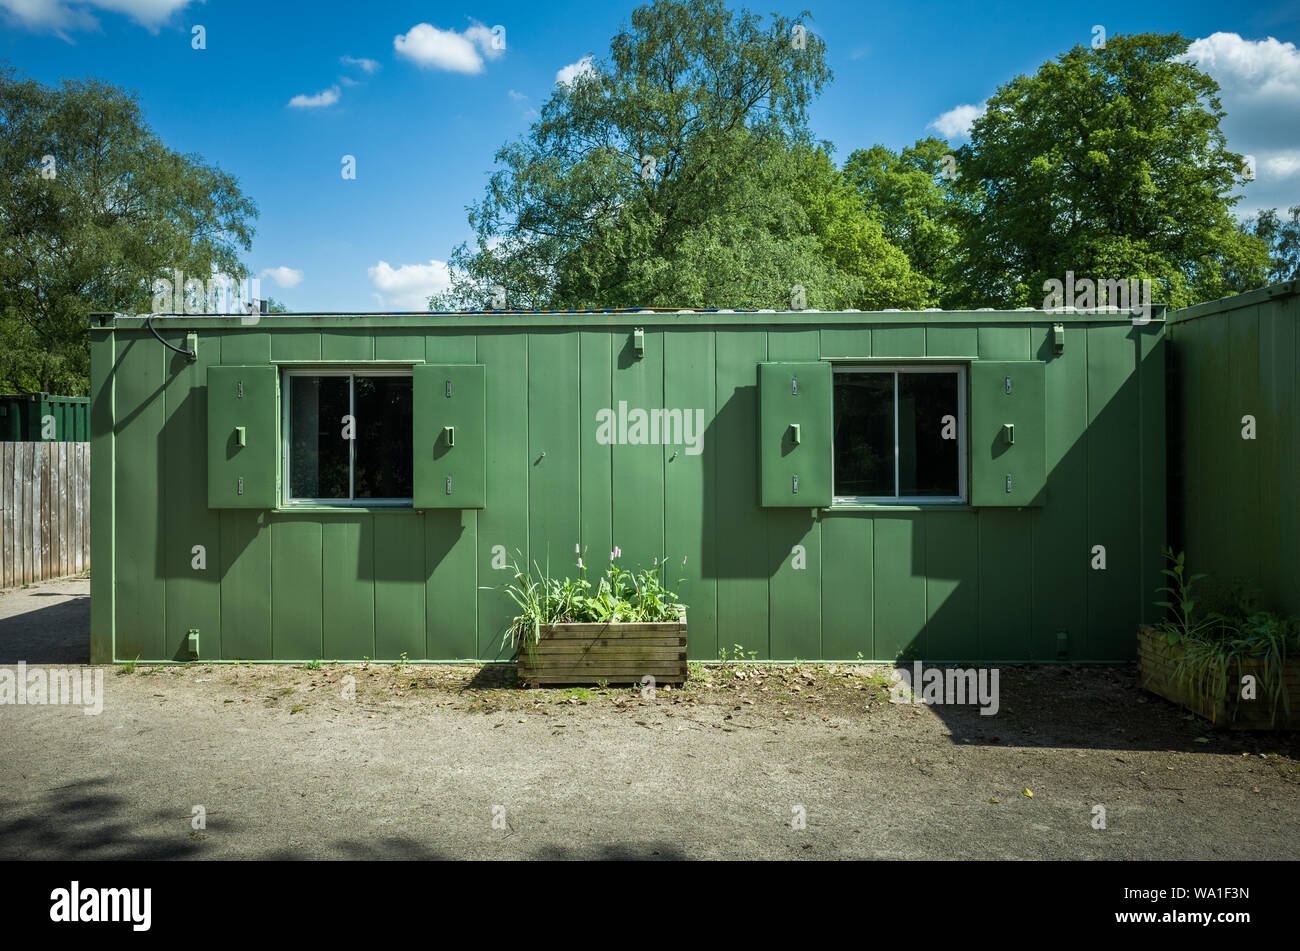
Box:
(495, 547), (689, 687)
(1138, 548), (1300, 729)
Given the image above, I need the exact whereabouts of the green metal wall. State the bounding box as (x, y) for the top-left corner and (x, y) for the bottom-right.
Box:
(0, 392), (90, 441)
(1167, 282), (1299, 617)
(89, 310), (1165, 663)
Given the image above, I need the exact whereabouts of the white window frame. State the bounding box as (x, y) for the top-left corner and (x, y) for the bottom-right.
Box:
(831, 363), (967, 505)
(281, 367), (413, 507)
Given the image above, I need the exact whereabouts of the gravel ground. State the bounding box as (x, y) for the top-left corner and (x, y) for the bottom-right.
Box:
(1, 578), (1296, 860)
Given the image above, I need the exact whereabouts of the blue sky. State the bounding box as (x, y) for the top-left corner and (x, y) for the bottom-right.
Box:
(2, 0), (1298, 310)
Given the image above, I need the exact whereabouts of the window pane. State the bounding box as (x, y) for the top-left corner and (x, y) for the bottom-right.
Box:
(898, 372), (960, 497)
(289, 376), (350, 499)
(833, 372), (895, 497)
(353, 375), (413, 499)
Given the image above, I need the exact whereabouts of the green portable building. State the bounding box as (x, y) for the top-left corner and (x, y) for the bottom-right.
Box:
(88, 307), (1166, 664)
(0, 392), (90, 442)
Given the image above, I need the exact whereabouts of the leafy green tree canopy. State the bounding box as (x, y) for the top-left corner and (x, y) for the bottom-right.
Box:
(0, 64), (257, 393)
(844, 136), (965, 307)
(434, 0), (925, 311)
(948, 32), (1267, 310)
(1240, 206), (1300, 284)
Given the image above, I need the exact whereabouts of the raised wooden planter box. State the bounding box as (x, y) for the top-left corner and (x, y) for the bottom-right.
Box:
(1137, 625), (1300, 729)
(516, 612), (688, 686)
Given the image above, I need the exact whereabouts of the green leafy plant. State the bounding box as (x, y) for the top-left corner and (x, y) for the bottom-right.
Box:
(1153, 547), (1214, 645)
(1152, 548), (1299, 725)
(488, 547), (688, 655)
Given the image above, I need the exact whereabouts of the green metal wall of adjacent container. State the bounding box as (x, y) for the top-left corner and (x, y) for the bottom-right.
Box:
(0, 392), (90, 441)
(1166, 282), (1299, 617)
(88, 309), (1167, 664)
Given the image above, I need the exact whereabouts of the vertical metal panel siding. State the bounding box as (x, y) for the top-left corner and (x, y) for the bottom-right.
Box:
(1168, 288), (1299, 617)
(90, 314), (1164, 662)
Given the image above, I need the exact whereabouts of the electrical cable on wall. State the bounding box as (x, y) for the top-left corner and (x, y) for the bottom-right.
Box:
(145, 313), (195, 360)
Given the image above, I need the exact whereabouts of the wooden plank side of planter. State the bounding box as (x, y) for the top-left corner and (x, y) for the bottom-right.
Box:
(541, 624), (687, 635)
(519, 666), (687, 678)
(522, 648), (687, 661)
(1137, 626), (1300, 729)
(525, 639), (687, 651)
(517, 619), (688, 684)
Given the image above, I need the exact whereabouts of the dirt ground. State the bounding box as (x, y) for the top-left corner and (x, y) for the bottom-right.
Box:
(1, 578), (1297, 859)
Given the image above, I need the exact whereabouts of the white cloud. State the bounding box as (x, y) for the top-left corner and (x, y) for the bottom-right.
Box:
(1183, 33), (1300, 100)
(367, 259), (453, 310)
(0, 0), (195, 35)
(464, 22), (504, 60)
(556, 55), (596, 85)
(508, 89), (527, 102)
(340, 54), (380, 73)
(1181, 33), (1300, 150)
(1261, 151), (1300, 180)
(928, 102), (986, 140)
(288, 86), (340, 109)
(394, 21), (504, 74)
(1180, 33), (1300, 209)
(260, 266), (304, 289)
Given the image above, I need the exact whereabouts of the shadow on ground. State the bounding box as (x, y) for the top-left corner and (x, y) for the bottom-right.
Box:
(0, 776), (686, 860)
(915, 663), (1300, 755)
(0, 591), (89, 664)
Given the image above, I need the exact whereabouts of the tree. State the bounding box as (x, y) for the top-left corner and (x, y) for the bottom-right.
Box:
(0, 65), (257, 393)
(1239, 206), (1300, 284)
(433, 0), (925, 312)
(947, 33), (1267, 310)
(787, 145), (928, 309)
(843, 137), (966, 307)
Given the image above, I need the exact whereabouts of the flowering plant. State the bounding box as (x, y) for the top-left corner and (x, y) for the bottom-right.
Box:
(493, 545), (687, 650)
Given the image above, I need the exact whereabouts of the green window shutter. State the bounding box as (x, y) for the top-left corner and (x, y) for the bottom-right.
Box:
(413, 364), (485, 509)
(207, 365), (279, 508)
(757, 361), (833, 507)
(969, 360), (1045, 506)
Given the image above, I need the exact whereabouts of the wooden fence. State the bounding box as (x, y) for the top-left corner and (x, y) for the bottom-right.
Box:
(1, 442), (90, 588)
